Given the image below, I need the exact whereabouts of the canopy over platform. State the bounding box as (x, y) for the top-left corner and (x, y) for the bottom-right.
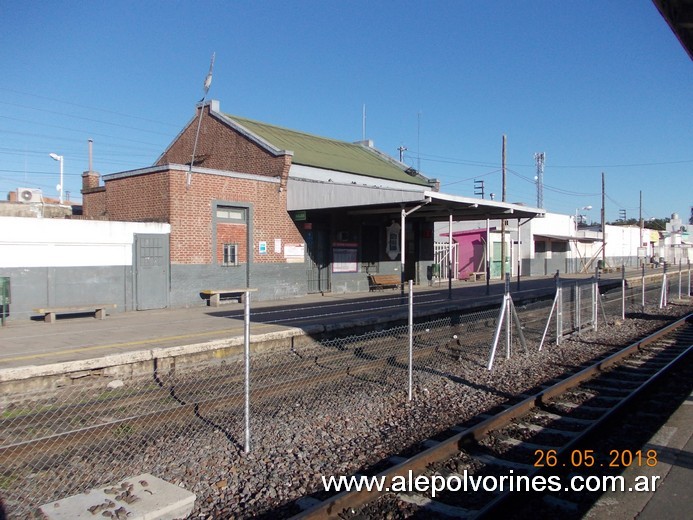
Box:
(288, 179), (545, 222)
(535, 233), (602, 243)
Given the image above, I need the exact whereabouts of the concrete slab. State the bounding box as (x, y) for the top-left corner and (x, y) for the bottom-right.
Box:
(584, 391), (693, 519)
(39, 473), (195, 520)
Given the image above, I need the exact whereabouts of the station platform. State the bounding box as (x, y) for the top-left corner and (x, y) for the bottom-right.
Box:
(0, 274), (606, 380)
(585, 390), (693, 520)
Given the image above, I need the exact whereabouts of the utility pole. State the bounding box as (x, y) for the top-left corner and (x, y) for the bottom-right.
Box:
(397, 146), (407, 162)
(501, 135), (507, 278)
(640, 190), (645, 261)
(601, 172), (606, 268)
(534, 152), (545, 209)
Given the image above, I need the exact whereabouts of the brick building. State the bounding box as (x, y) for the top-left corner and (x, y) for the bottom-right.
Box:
(82, 100), (542, 309)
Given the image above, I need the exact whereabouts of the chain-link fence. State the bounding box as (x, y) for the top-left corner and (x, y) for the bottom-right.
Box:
(599, 264), (691, 319)
(537, 267), (692, 349)
(1, 302), (510, 516)
(0, 270), (689, 517)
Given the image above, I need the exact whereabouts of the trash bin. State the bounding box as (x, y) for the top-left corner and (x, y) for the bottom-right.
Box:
(427, 264), (441, 286)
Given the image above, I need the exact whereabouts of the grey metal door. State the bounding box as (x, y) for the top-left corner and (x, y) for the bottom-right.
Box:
(134, 234), (170, 310)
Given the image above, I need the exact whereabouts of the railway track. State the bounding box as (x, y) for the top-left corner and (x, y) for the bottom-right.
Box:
(0, 312), (493, 466)
(293, 313), (693, 519)
(0, 290), (674, 468)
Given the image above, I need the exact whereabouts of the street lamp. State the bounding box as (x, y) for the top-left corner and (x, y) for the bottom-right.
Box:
(49, 153), (64, 204)
(575, 205), (592, 226)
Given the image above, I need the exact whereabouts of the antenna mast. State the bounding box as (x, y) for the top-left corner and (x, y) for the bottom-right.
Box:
(534, 152), (545, 209)
(362, 104), (366, 141)
(187, 52), (216, 188)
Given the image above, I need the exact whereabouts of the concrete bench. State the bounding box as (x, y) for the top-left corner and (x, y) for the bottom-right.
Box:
(368, 274), (401, 291)
(466, 271), (486, 282)
(33, 304), (117, 324)
(201, 288), (257, 307)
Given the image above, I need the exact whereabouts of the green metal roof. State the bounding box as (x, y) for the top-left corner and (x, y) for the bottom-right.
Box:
(227, 114), (430, 186)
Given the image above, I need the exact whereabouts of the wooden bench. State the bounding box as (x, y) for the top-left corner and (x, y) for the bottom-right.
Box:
(368, 274), (402, 291)
(201, 288), (257, 307)
(33, 304), (117, 324)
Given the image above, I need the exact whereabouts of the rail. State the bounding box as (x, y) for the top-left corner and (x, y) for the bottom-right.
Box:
(293, 313), (692, 518)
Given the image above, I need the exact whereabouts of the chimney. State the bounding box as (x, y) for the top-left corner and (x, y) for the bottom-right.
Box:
(81, 139), (101, 191)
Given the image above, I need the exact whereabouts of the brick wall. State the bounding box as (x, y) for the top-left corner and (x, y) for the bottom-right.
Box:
(105, 172), (171, 223)
(81, 188), (106, 217)
(216, 223), (247, 264)
(157, 105), (291, 185)
(168, 168), (302, 264)
(82, 104), (303, 267)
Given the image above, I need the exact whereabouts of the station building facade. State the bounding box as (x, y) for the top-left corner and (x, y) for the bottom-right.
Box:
(80, 100), (543, 309)
(0, 100), (543, 319)
(80, 100), (444, 308)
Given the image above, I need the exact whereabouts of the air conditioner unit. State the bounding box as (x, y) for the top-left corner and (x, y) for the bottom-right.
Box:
(17, 188), (43, 203)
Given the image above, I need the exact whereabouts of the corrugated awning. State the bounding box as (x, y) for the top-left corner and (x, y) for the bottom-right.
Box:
(288, 178), (545, 222)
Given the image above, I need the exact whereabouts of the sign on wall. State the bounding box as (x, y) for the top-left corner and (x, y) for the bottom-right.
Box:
(386, 221), (401, 260)
(332, 243), (358, 273)
(284, 243), (305, 263)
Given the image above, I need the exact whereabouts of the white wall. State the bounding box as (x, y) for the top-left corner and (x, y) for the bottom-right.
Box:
(519, 213), (574, 260)
(0, 217), (170, 268)
(604, 225), (642, 259)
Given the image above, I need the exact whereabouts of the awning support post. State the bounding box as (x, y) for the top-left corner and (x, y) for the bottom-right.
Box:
(400, 200), (430, 296)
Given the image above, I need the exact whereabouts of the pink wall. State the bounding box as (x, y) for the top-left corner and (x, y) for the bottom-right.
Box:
(451, 229), (487, 279)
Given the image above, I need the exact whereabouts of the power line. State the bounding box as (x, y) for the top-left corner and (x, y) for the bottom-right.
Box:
(440, 169), (501, 187)
(406, 150), (693, 170)
(0, 87), (179, 128)
(506, 168), (600, 196)
(0, 127), (165, 149)
(0, 102), (173, 137)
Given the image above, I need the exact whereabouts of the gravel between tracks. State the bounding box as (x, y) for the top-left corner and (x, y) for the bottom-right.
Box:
(12, 302), (692, 519)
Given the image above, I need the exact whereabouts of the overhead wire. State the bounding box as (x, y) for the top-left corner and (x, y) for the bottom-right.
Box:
(0, 89), (179, 129)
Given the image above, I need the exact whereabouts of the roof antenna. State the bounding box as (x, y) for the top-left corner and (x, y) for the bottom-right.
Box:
(362, 104), (366, 141)
(187, 52), (216, 189)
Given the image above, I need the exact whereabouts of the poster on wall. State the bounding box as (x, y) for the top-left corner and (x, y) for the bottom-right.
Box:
(284, 243), (305, 263)
(332, 243), (358, 273)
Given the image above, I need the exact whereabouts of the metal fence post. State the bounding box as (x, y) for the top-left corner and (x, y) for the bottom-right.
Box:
(556, 277), (563, 345)
(505, 273), (511, 359)
(621, 263), (626, 320)
(244, 290), (251, 453)
(539, 282), (559, 351)
(408, 279), (413, 401)
(592, 273), (598, 331)
(641, 264), (645, 312)
(575, 281), (581, 336)
(678, 259), (682, 300)
(487, 295), (507, 370)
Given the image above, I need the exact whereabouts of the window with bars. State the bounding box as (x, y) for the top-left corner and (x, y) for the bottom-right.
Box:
(223, 243), (239, 266)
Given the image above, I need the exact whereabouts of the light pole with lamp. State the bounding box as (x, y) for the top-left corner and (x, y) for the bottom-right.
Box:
(575, 205), (592, 229)
(49, 153), (64, 204)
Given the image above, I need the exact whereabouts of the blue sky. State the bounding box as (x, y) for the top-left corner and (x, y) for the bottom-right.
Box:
(1, 1), (691, 224)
